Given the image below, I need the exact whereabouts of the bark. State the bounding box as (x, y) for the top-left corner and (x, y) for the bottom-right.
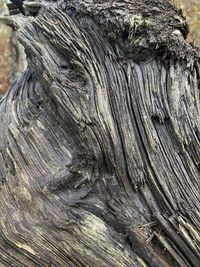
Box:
(0, 0), (200, 266)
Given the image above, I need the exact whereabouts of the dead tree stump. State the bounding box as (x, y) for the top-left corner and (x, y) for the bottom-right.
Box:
(0, 0), (199, 266)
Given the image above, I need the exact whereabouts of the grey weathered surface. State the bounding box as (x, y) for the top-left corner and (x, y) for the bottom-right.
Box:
(0, 0), (200, 266)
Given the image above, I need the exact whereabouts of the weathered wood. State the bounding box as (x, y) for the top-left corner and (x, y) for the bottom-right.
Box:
(0, 0), (200, 266)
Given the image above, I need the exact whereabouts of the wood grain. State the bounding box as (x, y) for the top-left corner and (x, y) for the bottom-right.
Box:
(0, 0), (199, 266)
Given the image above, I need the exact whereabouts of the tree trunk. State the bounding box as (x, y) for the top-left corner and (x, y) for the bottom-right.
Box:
(0, 0), (200, 266)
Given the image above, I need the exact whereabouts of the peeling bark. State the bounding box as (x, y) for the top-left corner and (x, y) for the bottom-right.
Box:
(0, 0), (200, 266)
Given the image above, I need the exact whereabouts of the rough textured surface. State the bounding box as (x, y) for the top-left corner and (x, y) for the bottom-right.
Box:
(0, 0), (200, 266)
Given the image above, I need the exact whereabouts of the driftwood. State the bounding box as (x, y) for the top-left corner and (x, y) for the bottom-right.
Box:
(0, 0), (200, 266)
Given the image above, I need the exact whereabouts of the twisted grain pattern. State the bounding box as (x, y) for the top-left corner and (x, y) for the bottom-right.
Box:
(0, 0), (199, 266)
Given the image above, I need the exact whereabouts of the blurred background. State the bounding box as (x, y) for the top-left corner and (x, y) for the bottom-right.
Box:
(0, 0), (11, 95)
(176, 0), (200, 44)
(0, 0), (200, 95)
